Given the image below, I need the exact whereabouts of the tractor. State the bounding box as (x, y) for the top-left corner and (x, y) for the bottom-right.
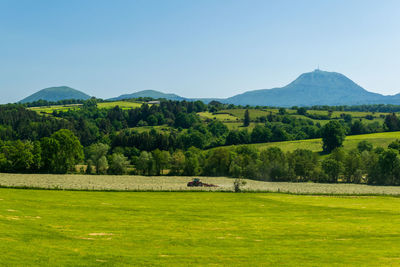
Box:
(187, 178), (218, 187)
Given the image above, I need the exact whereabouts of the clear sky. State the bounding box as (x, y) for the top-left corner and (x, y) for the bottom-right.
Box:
(1, 0), (399, 103)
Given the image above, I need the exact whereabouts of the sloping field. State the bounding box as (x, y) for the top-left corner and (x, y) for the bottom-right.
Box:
(97, 101), (144, 109)
(28, 104), (82, 114)
(224, 131), (400, 152)
(1, 173), (400, 195)
(1, 190), (400, 266)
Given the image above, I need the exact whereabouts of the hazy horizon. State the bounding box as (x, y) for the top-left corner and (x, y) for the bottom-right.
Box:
(1, 0), (400, 103)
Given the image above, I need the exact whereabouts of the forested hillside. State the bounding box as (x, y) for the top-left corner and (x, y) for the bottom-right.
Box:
(1, 99), (400, 185)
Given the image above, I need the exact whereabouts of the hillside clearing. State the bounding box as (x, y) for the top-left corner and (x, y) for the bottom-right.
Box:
(223, 131), (400, 152)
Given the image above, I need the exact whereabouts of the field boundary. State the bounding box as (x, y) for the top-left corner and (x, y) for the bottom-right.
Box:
(1, 183), (400, 197)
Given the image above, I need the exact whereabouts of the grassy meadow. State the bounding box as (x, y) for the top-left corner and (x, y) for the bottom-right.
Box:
(28, 100), (146, 114)
(97, 101), (144, 109)
(223, 131), (400, 153)
(1, 189), (400, 266)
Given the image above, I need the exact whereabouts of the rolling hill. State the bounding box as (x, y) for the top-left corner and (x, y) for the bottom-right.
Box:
(20, 86), (91, 103)
(223, 69), (399, 107)
(19, 70), (400, 106)
(109, 90), (185, 101)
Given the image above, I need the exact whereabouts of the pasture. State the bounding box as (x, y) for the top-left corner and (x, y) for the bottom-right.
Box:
(28, 101), (145, 114)
(28, 104), (82, 114)
(97, 101), (144, 109)
(224, 131), (400, 153)
(1, 189), (400, 266)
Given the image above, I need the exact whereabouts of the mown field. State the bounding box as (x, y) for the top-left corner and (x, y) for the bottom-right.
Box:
(223, 131), (400, 153)
(2, 173), (400, 195)
(1, 189), (400, 266)
(97, 101), (144, 109)
(28, 101), (145, 114)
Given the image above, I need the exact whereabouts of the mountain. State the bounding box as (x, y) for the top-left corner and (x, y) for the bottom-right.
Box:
(223, 70), (398, 107)
(20, 86), (91, 103)
(109, 90), (186, 101)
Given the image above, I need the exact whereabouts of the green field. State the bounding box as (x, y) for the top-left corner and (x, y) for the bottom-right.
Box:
(224, 131), (400, 153)
(28, 101), (145, 114)
(1, 189), (400, 266)
(197, 111), (239, 122)
(28, 104), (82, 114)
(97, 101), (144, 109)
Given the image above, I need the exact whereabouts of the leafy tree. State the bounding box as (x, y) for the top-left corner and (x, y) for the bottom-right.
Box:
(321, 121), (346, 153)
(86, 160), (94, 174)
(357, 140), (373, 152)
(108, 153), (130, 175)
(204, 147), (231, 176)
(152, 149), (170, 175)
(183, 148), (202, 176)
(87, 143), (109, 174)
(297, 107), (307, 115)
(322, 158), (342, 183)
(369, 149), (400, 185)
(384, 113), (400, 131)
(343, 149), (363, 183)
(251, 125), (272, 143)
(170, 150), (186, 175)
(288, 149), (318, 181)
(207, 120), (228, 137)
(388, 139), (400, 151)
(136, 151), (154, 175)
(258, 147), (288, 181)
(243, 109), (250, 127)
(41, 129), (83, 173)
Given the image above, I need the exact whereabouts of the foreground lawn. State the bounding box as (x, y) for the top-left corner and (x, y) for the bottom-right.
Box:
(0, 190), (400, 266)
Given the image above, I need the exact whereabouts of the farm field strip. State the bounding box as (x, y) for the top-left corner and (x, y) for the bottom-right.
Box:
(2, 173), (400, 195)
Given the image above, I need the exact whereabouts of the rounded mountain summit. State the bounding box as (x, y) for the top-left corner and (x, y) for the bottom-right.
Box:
(223, 69), (399, 107)
(20, 86), (91, 103)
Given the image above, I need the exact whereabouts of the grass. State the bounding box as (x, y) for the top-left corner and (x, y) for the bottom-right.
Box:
(224, 131), (400, 153)
(129, 125), (173, 133)
(2, 173), (400, 195)
(224, 122), (263, 130)
(28, 101), (145, 114)
(197, 111), (239, 122)
(1, 189), (400, 266)
(28, 104), (82, 114)
(97, 101), (144, 109)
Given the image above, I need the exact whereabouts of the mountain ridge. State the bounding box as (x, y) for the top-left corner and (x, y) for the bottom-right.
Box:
(19, 70), (400, 106)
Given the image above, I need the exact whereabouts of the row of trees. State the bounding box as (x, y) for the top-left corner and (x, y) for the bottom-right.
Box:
(1, 125), (400, 185)
(86, 139), (400, 186)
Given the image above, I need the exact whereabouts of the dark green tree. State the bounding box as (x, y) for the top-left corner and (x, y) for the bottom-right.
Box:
(243, 109), (250, 127)
(321, 121), (346, 153)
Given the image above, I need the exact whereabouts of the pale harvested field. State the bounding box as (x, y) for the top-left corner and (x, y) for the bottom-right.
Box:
(1, 173), (400, 195)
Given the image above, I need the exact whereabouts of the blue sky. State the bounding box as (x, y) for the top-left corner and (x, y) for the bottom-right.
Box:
(1, 0), (399, 103)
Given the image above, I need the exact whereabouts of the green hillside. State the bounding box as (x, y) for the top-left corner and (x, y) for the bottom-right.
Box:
(20, 86), (91, 103)
(222, 131), (400, 153)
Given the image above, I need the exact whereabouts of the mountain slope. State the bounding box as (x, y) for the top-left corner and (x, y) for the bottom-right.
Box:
(223, 70), (396, 106)
(109, 90), (185, 101)
(20, 86), (91, 103)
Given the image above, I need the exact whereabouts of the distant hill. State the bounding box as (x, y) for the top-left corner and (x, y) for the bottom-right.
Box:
(109, 90), (185, 101)
(223, 70), (400, 107)
(20, 86), (91, 103)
